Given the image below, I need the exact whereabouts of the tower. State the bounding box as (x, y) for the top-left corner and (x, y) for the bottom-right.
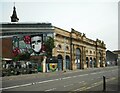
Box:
(11, 3), (19, 22)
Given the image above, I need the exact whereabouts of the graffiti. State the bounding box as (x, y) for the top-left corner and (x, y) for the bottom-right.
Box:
(23, 36), (31, 44)
(12, 47), (20, 56)
(12, 34), (46, 56)
(31, 35), (42, 55)
(49, 63), (57, 72)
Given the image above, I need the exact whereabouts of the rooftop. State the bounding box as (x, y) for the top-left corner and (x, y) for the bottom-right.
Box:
(1, 22), (52, 28)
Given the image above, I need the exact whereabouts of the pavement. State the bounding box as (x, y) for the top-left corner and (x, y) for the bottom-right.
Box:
(2, 66), (118, 81)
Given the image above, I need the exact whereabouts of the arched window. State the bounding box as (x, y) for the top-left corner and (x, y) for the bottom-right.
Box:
(57, 44), (62, 49)
(90, 50), (92, 54)
(57, 54), (63, 70)
(66, 46), (69, 50)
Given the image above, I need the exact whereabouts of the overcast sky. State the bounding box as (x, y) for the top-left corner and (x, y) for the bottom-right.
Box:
(0, 0), (119, 51)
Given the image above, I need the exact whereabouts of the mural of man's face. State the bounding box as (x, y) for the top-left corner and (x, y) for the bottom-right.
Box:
(31, 36), (42, 54)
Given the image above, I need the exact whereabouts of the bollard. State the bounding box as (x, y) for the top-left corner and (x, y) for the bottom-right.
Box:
(103, 76), (106, 91)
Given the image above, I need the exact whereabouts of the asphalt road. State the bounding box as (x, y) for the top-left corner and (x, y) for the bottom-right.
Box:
(1, 66), (119, 92)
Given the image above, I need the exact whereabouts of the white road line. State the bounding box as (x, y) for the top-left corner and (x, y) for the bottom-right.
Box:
(76, 77), (117, 91)
(91, 81), (102, 86)
(86, 86), (91, 90)
(62, 77), (71, 80)
(78, 81), (84, 84)
(74, 87), (86, 91)
(90, 73), (97, 75)
(83, 82), (87, 85)
(73, 76), (77, 78)
(97, 77), (101, 79)
(78, 73), (89, 77)
(45, 88), (56, 91)
(64, 84), (73, 87)
(0, 83), (32, 90)
(65, 70), (82, 74)
(106, 77), (116, 82)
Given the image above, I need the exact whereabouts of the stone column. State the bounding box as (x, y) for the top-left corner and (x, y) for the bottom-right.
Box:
(82, 47), (86, 69)
(102, 57), (105, 67)
(96, 51), (100, 68)
(42, 56), (47, 73)
(88, 57), (90, 68)
(71, 44), (75, 70)
(83, 47), (87, 69)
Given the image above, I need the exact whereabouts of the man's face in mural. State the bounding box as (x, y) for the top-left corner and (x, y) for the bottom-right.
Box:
(31, 36), (42, 54)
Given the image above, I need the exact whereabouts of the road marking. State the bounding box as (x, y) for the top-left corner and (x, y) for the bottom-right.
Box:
(0, 83), (32, 90)
(75, 81), (102, 91)
(78, 73), (89, 77)
(74, 87), (86, 91)
(97, 77), (101, 79)
(83, 82), (87, 85)
(64, 70), (82, 74)
(1, 69), (117, 91)
(74, 77), (117, 91)
(45, 88), (56, 91)
(85, 86), (91, 90)
(62, 77), (71, 80)
(91, 81), (102, 86)
(106, 77), (116, 82)
(78, 81), (84, 84)
(90, 72), (97, 75)
(73, 76), (77, 78)
(64, 84), (73, 87)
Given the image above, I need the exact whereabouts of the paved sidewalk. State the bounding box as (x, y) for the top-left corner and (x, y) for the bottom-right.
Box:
(2, 66), (118, 81)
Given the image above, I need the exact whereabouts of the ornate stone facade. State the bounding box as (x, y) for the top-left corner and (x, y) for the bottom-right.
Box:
(53, 27), (106, 70)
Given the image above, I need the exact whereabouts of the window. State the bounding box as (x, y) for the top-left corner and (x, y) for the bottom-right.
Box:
(57, 44), (62, 49)
(66, 46), (69, 50)
(86, 50), (88, 53)
(90, 50), (92, 54)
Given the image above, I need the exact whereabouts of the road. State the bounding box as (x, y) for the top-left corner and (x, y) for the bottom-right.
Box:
(1, 66), (119, 92)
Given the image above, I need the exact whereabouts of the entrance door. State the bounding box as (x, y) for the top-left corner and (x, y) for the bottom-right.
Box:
(76, 57), (80, 69)
(58, 55), (63, 71)
(76, 48), (81, 69)
(86, 57), (89, 68)
(90, 57), (93, 68)
(66, 56), (70, 70)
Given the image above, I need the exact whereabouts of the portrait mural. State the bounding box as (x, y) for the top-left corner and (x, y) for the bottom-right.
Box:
(12, 34), (46, 56)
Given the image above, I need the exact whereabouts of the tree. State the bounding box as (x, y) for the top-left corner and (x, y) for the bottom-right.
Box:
(44, 37), (55, 58)
(12, 51), (30, 61)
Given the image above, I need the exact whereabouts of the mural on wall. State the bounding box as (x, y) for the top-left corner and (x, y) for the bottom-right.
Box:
(49, 63), (58, 72)
(12, 34), (46, 56)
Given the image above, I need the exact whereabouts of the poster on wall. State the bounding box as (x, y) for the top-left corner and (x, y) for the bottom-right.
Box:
(49, 63), (58, 72)
(12, 34), (46, 56)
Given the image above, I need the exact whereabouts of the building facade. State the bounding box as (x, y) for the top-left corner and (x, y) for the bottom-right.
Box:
(0, 5), (106, 73)
(1, 23), (106, 71)
(53, 27), (106, 70)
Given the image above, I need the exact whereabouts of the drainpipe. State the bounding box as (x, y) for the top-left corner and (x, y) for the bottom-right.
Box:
(64, 36), (66, 72)
(70, 32), (72, 70)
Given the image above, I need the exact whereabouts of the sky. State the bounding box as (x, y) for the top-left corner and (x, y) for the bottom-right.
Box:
(0, 0), (119, 51)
